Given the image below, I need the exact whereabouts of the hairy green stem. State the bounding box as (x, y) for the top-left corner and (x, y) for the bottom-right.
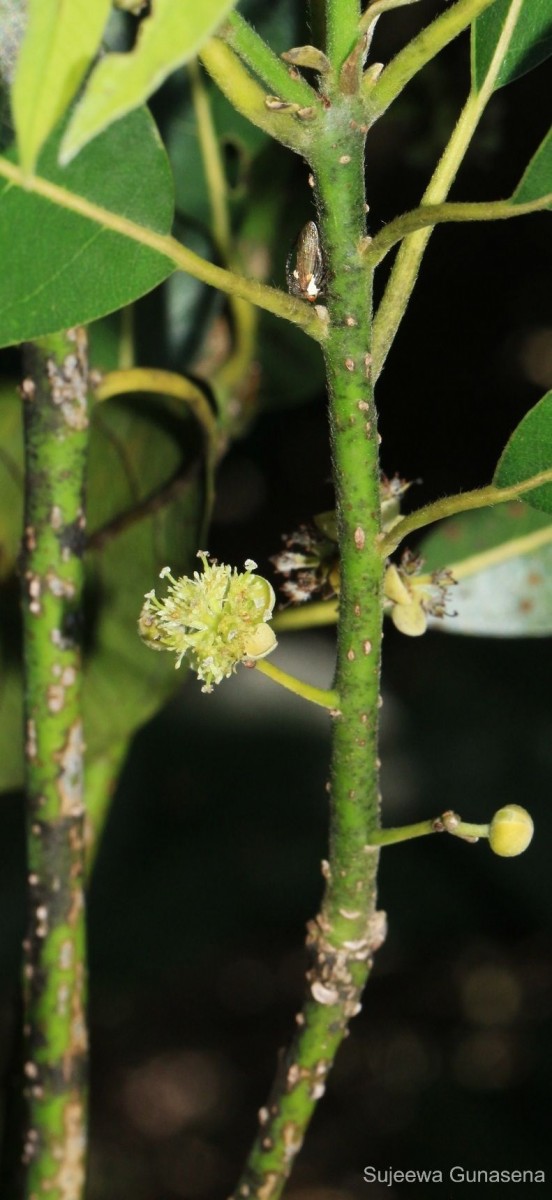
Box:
(372, 0), (523, 378)
(366, 194), (552, 267)
(199, 38), (318, 152)
(379, 467), (552, 555)
(221, 11), (317, 107)
(359, 0), (422, 34)
(365, 0), (498, 115)
(20, 329), (90, 1200)
(0, 157), (325, 344)
(230, 46), (385, 1200)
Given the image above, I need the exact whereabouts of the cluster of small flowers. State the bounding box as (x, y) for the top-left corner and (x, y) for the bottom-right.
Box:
(138, 552), (277, 692)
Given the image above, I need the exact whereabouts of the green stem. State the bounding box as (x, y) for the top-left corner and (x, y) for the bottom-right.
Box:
(0, 156), (325, 343)
(368, 816), (490, 845)
(188, 59), (231, 257)
(272, 600), (339, 632)
(366, 194), (552, 267)
(325, 0), (362, 82)
(252, 659), (339, 710)
(230, 55), (385, 1200)
(20, 329), (90, 1200)
(94, 366), (219, 541)
(365, 0), (498, 114)
(199, 38), (319, 152)
(359, 0), (422, 31)
(379, 468), (552, 556)
(371, 0), (524, 379)
(222, 11), (317, 107)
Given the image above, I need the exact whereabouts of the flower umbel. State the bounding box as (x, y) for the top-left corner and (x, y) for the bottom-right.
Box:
(139, 553), (277, 691)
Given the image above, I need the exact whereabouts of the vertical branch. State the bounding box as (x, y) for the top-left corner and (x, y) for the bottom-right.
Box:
(230, 42), (386, 1200)
(20, 328), (89, 1200)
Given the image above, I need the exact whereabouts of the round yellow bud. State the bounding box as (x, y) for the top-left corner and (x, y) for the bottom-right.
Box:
(242, 622), (277, 661)
(488, 805), (534, 857)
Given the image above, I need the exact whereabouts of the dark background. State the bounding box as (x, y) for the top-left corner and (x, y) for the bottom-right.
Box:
(1, 3), (552, 1198)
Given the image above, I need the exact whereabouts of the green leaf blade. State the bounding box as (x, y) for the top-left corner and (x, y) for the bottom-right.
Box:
(11, 0), (111, 174)
(61, 0), (238, 163)
(472, 0), (552, 94)
(421, 504), (552, 636)
(494, 392), (552, 514)
(0, 106), (175, 348)
(512, 127), (552, 206)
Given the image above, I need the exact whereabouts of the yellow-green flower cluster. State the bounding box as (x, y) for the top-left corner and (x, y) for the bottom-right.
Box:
(138, 552), (277, 692)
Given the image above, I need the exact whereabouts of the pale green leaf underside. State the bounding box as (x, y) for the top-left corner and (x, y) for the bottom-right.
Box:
(512, 127), (552, 206)
(494, 391), (552, 513)
(0, 106), (174, 348)
(422, 503), (552, 636)
(11, 0), (111, 174)
(472, 0), (552, 93)
(429, 541), (552, 635)
(61, 0), (238, 162)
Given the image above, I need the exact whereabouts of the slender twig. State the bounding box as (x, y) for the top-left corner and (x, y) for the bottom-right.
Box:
(187, 59), (260, 417)
(372, 0), (524, 378)
(199, 37), (319, 151)
(365, 194), (552, 267)
(221, 11), (317, 107)
(365, 0), (498, 114)
(379, 468), (552, 555)
(251, 658), (339, 710)
(188, 59), (232, 257)
(94, 367), (219, 541)
(20, 328), (90, 1200)
(368, 815), (490, 845)
(359, 0), (423, 36)
(0, 157), (326, 342)
(272, 600), (339, 631)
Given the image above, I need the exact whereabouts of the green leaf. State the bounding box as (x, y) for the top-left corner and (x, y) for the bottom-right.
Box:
(421, 503), (552, 636)
(0, 106), (175, 349)
(83, 394), (204, 763)
(471, 0), (552, 93)
(494, 392), (552, 513)
(60, 0), (238, 163)
(11, 0), (111, 174)
(0, 379), (204, 793)
(512, 126), (552, 205)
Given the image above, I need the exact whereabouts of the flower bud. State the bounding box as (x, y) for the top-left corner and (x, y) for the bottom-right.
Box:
(390, 598), (428, 637)
(488, 805), (534, 857)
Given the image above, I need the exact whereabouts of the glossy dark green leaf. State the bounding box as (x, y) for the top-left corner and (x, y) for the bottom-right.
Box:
(494, 391), (552, 513)
(0, 106), (174, 349)
(512, 126), (552, 205)
(0, 377), (204, 793)
(471, 0), (552, 93)
(421, 503), (552, 636)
